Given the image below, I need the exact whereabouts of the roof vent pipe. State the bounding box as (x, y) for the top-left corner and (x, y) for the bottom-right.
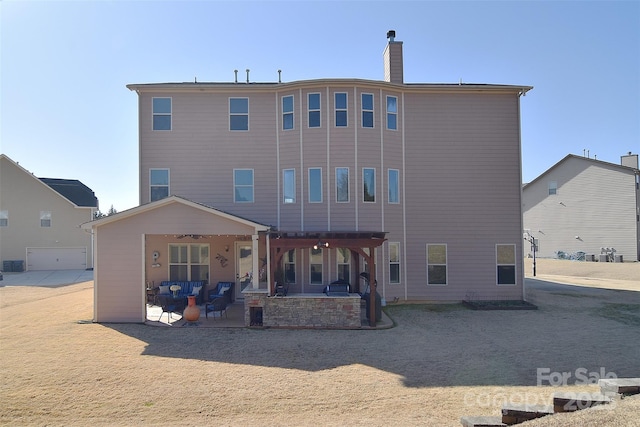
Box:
(278, 69), (282, 83)
(246, 69), (250, 83)
(387, 30), (395, 42)
(234, 69), (238, 83)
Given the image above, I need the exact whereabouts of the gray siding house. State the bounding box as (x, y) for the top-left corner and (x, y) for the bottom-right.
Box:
(1, 154), (98, 271)
(84, 32), (532, 324)
(523, 153), (640, 262)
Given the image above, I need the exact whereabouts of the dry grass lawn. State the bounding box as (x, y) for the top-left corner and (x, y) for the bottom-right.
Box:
(1, 259), (639, 426)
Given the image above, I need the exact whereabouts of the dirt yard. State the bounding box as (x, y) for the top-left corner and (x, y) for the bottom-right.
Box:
(1, 259), (638, 426)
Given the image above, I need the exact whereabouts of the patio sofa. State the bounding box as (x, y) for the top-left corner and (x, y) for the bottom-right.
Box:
(158, 281), (206, 305)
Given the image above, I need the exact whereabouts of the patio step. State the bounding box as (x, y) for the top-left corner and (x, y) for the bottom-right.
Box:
(552, 391), (611, 413)
(500, 403), (553, 425)
(599, 377), (640, 397)
(460, 416), (506, 427)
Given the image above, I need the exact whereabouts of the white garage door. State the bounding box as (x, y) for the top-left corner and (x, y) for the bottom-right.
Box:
(27, 247), (87, 271)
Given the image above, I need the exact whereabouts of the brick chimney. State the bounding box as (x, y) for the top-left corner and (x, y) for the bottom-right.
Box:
(383, 30), (403, 84)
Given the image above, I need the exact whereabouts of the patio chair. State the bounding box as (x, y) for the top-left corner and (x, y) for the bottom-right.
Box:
(204, 297), (228, 320)
(156, 294), (185, 323)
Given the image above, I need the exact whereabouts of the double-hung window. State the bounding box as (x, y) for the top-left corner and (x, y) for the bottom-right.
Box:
(310, 247), (323, 284)
(169, 243), (210, 282)
(388, 169), (399, 204)
(389, 242), (400, 284)
(336, 248), (350, 282)
(234, 169), (254, 203)
(497, 244), (516, 285)
(40, 211), (51, 228)
(0, 211), (7, 227)
(308, 93), (321, 128)
(283, 169), (295, 204)
(336, 167), (349, 203)
(309, 168), (322, 203)
(427, 244), (447, 285)
(152, 97), (171, 131)
(150, 169), (169, 202)
(386, 96), (397, 130)
(548, 181), (557, 195)
(282, 95), (294, 130)
(230, 98), (249, 131)
(362, 93), (374, 128)
(363, 168), (375, 202)
(284, 249), (296, 284)
(335, 92), (347, 127)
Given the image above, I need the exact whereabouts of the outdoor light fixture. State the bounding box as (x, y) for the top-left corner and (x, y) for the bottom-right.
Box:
(313, 241), (330, 250)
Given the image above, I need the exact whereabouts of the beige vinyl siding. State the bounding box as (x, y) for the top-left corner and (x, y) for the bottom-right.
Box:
(0, 156), (94, 269)
(402, 92), (524, 301)
(523, 157), (638, 260)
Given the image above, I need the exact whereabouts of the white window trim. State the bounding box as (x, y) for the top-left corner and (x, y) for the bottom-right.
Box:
(308, 167), (323, 203)
(388, 169), (400, 204)
(308, 92), (321, 128)
(168, 243), (210, 282)
(335, 92), (348, 127)
(233, 168), (255, 203)
(229, 97), (249, 131)
(389, 242), (400, 284)
(386, 95), (398, 131)
(427, 243), (448, 286)
(361, 93), (374, 129)
(149, 168), (170, 202)
(152, 97), (172, 131)
(335, 167), (350, 203)
(282, 95), (294, 131)
(363, 167), (376, 203)
(496, 243), (517, 286)
(283, 169), (296, 204)
(309, 247), (323, 285)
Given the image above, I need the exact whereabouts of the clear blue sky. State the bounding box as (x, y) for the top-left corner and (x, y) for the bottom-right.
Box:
(2, 0), (639, 212)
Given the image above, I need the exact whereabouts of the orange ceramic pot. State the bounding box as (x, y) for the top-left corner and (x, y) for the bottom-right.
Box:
(183, 295), (200, 322)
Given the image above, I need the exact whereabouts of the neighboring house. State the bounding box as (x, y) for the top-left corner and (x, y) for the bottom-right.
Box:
(0, 154), (98, 271)
(83, 31), (532, 324)
(523, 153), (640, 262)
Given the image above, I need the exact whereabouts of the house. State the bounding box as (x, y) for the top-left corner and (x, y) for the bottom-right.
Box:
(0, 154), (98, 271)
(523, 153), (640, 262)
(83, 31), (532, 326)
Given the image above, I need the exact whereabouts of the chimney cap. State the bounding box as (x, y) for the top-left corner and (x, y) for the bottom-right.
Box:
(387, 30), (396, 41)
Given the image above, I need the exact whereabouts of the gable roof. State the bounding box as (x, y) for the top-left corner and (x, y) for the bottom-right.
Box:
(81, 195), (271, 232)
(39, 178), (98, 208)
(1, 154), (98, 208)
(523, 154), (639, 189)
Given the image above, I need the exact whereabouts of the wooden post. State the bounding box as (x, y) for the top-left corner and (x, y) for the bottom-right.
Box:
(368, 246), (376, 327)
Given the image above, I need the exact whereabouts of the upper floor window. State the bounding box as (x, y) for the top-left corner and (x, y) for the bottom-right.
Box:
(362, 93), (374, 128)
(40, 211), (51, 228)
(335, 92), (347, 127)
(150, 169), (169, 202)
(230, 98), (249, 131)
(336, 167), (349, 203)
(389, 242), (400, 284)
(282, 95), (294, 130)
(388, 169), (399, 204)
(152, 97), (172, 131)
(427, 244), (447, 285)
(308, 93), (321, 128)
(363, 168), (375, 202)
(548, 181), (557, 195)
(386, 96), (397, 130)
(283, 169), (295, 204)
(234, 169), (254, 202)
(309, 168), (322, 203)
(497, 244), (516, 285)
(0, 210), (7, 227)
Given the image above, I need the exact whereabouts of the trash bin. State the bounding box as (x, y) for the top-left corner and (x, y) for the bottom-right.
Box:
(363, 291), (382, 322)
(12, 260), (24, 272)
(3, 260), (12, 272)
